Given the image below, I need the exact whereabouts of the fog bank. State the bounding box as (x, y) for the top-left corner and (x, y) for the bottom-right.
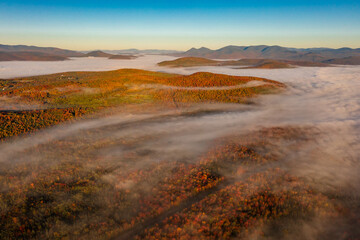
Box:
(0, 57), (359, 239)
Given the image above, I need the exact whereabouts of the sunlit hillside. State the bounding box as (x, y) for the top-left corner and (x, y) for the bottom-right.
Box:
(158, 57), (328, 68)
(0, 69), (284, 140)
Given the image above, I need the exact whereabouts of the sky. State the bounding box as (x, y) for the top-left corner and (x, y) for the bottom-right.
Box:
(0, 0), (360, 50)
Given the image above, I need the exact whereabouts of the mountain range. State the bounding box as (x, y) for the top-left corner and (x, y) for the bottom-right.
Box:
(179, 45), (360, 63)
(0, 51), (69, 61)
(0, 45), (138, 61)
(1, 44), (360, 64)
(0, 44), (84, 57)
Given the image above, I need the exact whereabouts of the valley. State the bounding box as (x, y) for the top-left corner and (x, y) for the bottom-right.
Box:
(0, 56), (359, 239)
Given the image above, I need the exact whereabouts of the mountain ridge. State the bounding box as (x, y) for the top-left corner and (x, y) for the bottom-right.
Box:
(178, 45), (360, 63)
(0, 44), (84, 57)
(0, 51), (69, 61)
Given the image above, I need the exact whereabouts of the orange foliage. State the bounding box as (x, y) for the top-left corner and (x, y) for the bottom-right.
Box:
(0, 108), (87, 140)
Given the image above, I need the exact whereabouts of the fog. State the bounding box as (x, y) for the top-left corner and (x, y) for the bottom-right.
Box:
(0, 55), (176, 79)
(2, 59), (359, 192)
(163, 64), (360, 195)
(0, 56), (359, 239)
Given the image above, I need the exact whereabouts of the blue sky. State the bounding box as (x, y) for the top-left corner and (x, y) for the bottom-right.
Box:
(0, 0), (359, 50)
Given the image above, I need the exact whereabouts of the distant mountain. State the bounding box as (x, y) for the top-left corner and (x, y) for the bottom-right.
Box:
(93, 49), (182, 55)
(84, 51), (113, 57)
(322, 56), (360, 65)
(185, 47), (213, 56)
(83, 50), (137, 60)
(0, 51), (68, 61)
(0, 44), (84, 57)
(180, 45), (301, 60)
(179, 45), (360, 64)
(292, 47), (360, 58)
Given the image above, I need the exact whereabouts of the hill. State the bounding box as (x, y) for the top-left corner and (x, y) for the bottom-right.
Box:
(0, 44), (84, 57)
(84, 50), (113, 57)
(0, 51), (68, 61)
(179, 45), (360, 64)
(158, 57), (328, 68)
(242, 61), (292, 69)
(158, 57), (219, 67)
(0, 69), (284, 139)
(83, 50), (137, 59)
(322, 56), (360, 65)
(236, 59), (328, 68)
(108, 54), (137, 60)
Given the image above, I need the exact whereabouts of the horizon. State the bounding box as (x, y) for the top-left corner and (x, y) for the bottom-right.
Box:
(1, 0), (360, 50)
(1, 43), (360, 53)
